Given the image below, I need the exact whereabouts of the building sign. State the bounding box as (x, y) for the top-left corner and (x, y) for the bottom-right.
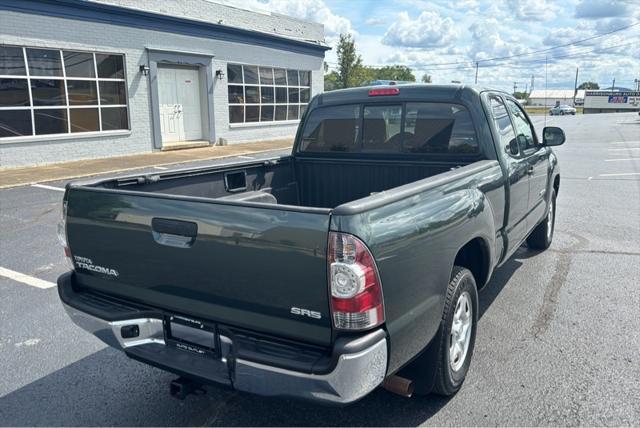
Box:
(608, 95), (627, 103)
(584, 91), (640, 110)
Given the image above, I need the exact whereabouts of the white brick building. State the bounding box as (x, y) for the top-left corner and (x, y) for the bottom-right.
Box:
(0, 0), (328, 167)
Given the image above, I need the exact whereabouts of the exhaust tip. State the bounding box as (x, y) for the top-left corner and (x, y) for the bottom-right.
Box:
(382, 375), (414, 398)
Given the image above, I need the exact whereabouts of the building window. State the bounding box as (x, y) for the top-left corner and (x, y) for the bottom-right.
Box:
(0, 46), (129, 139)
(227, 63), (311, 124)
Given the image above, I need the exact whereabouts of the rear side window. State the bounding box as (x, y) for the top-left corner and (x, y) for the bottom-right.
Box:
(299, 102), (478, 155)
(299, 104), (360, 152)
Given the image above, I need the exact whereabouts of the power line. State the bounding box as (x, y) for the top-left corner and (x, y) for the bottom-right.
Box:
(336, 21), (639, 69)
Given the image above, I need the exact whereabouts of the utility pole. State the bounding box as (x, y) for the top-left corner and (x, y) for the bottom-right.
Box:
(612, 78), (615, 90)
(513, 82), (517, 96)
(475, 62), (479, 84)
(530, 75), (534, 94)
(573, 67), (579, 105)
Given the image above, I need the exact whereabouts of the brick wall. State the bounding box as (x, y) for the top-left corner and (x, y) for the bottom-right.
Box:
(0, 7), (325, 167)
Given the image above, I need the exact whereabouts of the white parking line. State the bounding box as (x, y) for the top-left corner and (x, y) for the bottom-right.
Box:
(31, 184), (65, 192)
(0, 267), (56, 289)
(236, 155), (255, 160)
(153, 166), (168, 170)
(599, 172), (640, 177)
(610, 141), (640, 144)
(608, 148), (640, 151)
(604, 158), (640, 162)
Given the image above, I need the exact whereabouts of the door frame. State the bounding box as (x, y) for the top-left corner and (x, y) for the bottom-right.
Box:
(147, 48), (215, 150)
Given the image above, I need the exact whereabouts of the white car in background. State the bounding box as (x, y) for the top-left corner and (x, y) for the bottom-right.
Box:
(549, 105), (577, 115)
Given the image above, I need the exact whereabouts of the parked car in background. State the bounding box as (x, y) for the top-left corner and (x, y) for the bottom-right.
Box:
(549, 104), (577, 115)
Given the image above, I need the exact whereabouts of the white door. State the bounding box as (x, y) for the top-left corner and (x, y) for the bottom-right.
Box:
(158, 66), (203, 144)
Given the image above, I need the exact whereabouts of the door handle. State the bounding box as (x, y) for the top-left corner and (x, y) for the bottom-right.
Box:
(527, 166), (534, 175)
(151, 218), (197, 248)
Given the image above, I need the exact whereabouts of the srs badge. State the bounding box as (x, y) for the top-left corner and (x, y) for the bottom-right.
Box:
(290, 307), (322, 319)
(73, 256), (119, 277)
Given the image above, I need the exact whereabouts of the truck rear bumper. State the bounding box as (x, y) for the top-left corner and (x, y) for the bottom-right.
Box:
(58, 273), (387, 405)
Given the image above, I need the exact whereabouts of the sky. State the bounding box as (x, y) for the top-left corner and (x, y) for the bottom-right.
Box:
(221, 0), (640, 92)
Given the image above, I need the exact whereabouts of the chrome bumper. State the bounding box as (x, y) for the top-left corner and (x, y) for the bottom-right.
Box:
(62, 303), (387, 404)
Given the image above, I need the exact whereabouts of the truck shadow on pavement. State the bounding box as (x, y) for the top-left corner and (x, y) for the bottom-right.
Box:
(0, 250), (532, 427)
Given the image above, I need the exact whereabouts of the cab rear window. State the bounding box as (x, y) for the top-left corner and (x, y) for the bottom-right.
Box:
(299, 102), (478, 155)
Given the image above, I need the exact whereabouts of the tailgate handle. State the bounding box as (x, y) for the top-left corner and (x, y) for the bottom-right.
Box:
(151, 218), (197, 248)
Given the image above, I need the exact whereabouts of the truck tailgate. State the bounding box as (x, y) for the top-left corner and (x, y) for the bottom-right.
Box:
(65, 188), (332, 346)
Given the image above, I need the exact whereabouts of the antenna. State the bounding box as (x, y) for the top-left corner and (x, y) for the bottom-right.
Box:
(544, 56), (548, 127)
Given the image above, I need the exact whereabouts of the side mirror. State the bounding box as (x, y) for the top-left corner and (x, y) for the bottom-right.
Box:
(543, 126), (565, 146)
(506, 138), (519, 155)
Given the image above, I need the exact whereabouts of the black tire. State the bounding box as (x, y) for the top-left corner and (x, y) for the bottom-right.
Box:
(527, 188), (556, 250)
(432, 266), (479, 396)
(560, 111), (565, 115)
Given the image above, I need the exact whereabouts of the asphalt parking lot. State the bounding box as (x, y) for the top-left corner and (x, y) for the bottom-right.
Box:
(1, 112), (639, 426)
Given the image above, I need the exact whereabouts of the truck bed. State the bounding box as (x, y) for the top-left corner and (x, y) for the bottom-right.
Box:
(92, 155), (463, 209)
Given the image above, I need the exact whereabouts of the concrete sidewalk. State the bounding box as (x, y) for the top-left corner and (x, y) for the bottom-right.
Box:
(0, 139), (292, 189)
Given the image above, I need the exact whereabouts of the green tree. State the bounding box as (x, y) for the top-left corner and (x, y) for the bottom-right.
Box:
(421, 74), (432, 83)
(336, 33), (363, 89)
(513, 91), (529, 100)
(324, 71), (340, 91)
(578, 81), (599, 90)
(374, 65), (416, 82)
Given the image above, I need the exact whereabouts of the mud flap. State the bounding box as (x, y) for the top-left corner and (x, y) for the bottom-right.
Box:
(396, 323), (444, 395)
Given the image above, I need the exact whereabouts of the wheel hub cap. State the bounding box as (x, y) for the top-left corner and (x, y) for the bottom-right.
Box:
(547, 198), (554, 240)
(449, 291), (472, 372)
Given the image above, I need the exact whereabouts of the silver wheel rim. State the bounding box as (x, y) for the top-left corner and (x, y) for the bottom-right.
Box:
(449, 291), (472, 372)
(547, 198), (554, 240)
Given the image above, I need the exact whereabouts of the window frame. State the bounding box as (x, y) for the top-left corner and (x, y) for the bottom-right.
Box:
(503, 97), (541, 156)
(296, 101), (482, 160)
(487, 94), (521, 158)
(0, 45), (130, 142)
(227, 62), (311, 126)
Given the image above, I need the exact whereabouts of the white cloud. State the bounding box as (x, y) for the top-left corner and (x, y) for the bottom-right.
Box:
(265, 0), (354, 37)
(468, 17), (527, 61)
(382, 11), (458, 48)
(574, 0), (633, 19)
(220, 0), (354, 38)
(365, 17), (386, 26)
(507, 0), (561, 21)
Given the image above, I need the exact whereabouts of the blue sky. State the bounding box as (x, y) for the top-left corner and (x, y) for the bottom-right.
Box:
(223, 0), (640, 92)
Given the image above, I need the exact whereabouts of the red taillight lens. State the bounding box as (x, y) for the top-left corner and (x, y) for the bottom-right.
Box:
(328, 232), (384, 330)
(57, 200), (73, 268)
(368, 87), (400, 97)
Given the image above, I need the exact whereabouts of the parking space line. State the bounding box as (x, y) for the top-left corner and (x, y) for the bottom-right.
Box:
(153, 166), (168, 170)
(608, 148), (640, 151)
(0, 267), (56, 289)
(236, 155), (255, 159)
(599, 172), (640, 177)
(31, 184), (65, 192)
(610, 141), (640, 144)
(604, 158), (640, 162)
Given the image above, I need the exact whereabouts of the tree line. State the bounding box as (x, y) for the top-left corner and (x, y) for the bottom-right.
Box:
(324, 34), (431, 91)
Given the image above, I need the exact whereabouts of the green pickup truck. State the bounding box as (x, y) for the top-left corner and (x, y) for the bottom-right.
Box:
(57, 84), (565, 404)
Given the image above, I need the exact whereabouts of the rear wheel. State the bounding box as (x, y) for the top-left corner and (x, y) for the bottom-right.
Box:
(560, 111), (565, 115)
(527, 188), (556, 250)
(432, 266), (478, 396)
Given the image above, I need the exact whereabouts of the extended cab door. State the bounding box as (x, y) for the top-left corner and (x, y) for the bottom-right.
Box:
(503, 99), (551, 228)
(488, 95), (530, 252)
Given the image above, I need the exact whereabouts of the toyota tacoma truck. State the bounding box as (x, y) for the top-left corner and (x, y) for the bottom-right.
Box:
(57, 85), (565, 404)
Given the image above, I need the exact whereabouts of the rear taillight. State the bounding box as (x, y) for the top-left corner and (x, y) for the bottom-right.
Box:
(328, 232), (384, 330)
(57, 200), (73, 266)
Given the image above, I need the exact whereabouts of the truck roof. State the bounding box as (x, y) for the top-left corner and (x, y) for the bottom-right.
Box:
(314, 84), (506, 106)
